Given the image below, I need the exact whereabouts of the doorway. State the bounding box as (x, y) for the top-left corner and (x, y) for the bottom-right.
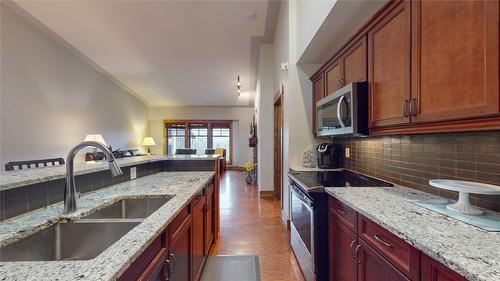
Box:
(273, 86), (283, 201)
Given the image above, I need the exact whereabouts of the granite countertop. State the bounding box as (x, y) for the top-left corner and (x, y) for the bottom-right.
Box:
(0, 154), (220, 191)
(0, 171), (215, 281)
(325, 185), (500, 281)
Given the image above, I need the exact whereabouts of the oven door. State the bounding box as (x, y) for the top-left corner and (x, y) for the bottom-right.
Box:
(316, 89), (352, 136)
(290, 183), (315, 281)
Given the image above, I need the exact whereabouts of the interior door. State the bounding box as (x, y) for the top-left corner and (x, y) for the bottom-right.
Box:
(368, 1), (411, 128)
(411, 0), (499, 123)
(274, 92), (283, 201)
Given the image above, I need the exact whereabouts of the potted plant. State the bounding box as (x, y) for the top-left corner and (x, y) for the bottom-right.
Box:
(243, 161), (255, 184)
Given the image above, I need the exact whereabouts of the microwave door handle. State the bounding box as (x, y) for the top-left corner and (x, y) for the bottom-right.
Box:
(337, 95), (346, 128)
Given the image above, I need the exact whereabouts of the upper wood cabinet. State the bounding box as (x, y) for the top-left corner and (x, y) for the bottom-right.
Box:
(312, 73), (325, 134)
(326, 37), (368, 97)
(368, 1), (411, 128)
(411, 0), (499, 123)
(343, 37), (367, 86)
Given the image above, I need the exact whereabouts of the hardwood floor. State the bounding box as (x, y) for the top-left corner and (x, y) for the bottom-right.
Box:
(210, 171), (306, 281)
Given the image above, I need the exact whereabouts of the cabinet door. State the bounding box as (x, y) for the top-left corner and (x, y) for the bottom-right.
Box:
(204, 188), (215, 256)
(329, 214), (358, 281)
(421, 254), (468, 281)
(411, 0), (499, 123)
(312, 74), (325, 134)
(326, 61), (343, 96)
(343, 37), (367, 85)
(141, 249), (168, 281)
(357, 241), (410, 281)
(169, 215), (192, 281)
(368, 1), (411, 128)
(192, 200), (205, 281)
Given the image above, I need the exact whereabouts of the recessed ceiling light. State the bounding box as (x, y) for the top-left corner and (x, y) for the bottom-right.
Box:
(248, 12), (257, 19)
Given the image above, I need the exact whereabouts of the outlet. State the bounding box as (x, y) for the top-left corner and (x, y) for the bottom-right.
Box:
(130, 167), (137, 179)
(345, 147), (350, 158)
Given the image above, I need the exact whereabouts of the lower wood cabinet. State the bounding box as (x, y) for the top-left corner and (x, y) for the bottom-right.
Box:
(328, 197), (467, 281)
(421, 254), (468, 281)
(118, 180), (217, 281)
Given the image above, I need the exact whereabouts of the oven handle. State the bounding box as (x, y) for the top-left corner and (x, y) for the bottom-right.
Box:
(290, 183), (314, 209)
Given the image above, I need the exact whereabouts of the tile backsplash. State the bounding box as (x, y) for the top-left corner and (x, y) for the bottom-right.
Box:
(336, 131), (500, 211)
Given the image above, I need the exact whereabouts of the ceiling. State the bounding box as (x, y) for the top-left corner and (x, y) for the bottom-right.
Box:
(13, 0), (270, 107)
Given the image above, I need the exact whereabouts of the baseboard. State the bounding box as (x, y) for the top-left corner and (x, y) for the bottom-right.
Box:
(227, 166), (244, 171)
(281, 209), (290, 228)
(259, 191), (274, 198)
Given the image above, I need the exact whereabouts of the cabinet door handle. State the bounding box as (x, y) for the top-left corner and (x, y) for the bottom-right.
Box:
(374, 234), (393, 248)
(204, 202), (208, 212)
(402, 100), (409, 117)
(409, 98), (418, 116)
(336, 208), (347, 215)
(350, 240), (356, 258)
(355, 244), (362, 264)
(164, 259), (170, 281)
(168, 253), (176, 273)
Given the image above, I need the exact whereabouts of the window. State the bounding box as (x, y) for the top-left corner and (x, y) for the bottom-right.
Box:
(189, 124), (208, 155)
(165, 120), (232, 164)
(212, 127), (230, 163)
(166, 124), (186, 155)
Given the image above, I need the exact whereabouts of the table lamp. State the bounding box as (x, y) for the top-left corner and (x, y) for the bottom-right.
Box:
(142, 137), (156, 154)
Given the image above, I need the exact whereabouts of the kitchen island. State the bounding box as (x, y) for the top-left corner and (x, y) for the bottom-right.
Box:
(0, 171), (215, 280)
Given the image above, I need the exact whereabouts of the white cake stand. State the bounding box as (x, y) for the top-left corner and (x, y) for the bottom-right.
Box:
(429, 180), (500, 216)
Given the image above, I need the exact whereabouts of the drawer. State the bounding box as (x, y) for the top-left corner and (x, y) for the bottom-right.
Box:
(192, 188), (205, 208)
(358, 215), (420, 281)
(329, 197), (358, 232)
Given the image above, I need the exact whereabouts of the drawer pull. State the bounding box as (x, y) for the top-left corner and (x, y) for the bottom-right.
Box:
(350, 240), (356, 258)
(374, 234), (393, 248)
(336, 208), (347, 215)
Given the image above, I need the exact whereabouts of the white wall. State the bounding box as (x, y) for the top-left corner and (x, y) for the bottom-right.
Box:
(0, 4), (149, 168)
(272, 0), (324, 220)
(148, 106), (254, 166)
(296, 0), (337, 58)
(255, 44), (275, 192)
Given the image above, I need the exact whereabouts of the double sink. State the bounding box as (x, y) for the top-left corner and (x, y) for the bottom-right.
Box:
(0, 196), (172, 262)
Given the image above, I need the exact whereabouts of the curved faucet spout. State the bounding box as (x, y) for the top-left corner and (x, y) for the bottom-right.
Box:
(64, 141), (123, 214)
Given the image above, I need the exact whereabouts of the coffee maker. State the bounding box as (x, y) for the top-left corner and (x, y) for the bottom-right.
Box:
(317, 143), (342, 169)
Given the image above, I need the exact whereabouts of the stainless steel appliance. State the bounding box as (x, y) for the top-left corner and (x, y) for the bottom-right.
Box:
(316, 82), (368, 137)
(317, 143), (342, 169)
(288, 169), (393, 281)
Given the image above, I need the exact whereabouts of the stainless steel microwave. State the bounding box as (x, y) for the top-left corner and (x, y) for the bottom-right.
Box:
(316, 82), (368, 137)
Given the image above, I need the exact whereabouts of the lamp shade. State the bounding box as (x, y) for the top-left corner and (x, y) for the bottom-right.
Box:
(84, 134), (107, 146)
(142, 137), (157, 146)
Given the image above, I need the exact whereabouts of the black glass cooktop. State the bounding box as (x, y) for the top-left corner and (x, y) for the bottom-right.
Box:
(290, 170), (393, 190)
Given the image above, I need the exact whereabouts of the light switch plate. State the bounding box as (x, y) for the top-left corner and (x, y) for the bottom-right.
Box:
(345, 147), (350, 158)
(130, 167), (137, 179)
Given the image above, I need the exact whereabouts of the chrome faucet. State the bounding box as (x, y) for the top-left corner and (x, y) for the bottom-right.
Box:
(64, 141), (123, 214)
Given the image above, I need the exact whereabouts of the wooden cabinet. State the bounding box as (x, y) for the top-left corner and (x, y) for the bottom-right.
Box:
(368, 1), (411, 128)
(358, 240), (410, 281)
(329, 214), (357, 281)
(192, 197), (205, 281)
(421, 254), (468, 281)
(343, 37), (367, 86)
(326, 37), (368, 97)
(204, 184), (215, 256)
(312, 73), (325, 134)
(326, 61), (343, 96)
(411, 0), (499, 124)
(118, 235), (168, 281)
(168, 208), (192, 281)
(328, 197), (419, 281)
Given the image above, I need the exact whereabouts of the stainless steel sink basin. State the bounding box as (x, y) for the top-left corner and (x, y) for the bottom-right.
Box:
(0, 221), (140, 261)
(84, 197), (171, 219)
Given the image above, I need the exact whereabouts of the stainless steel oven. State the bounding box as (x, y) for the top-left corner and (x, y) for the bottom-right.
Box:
(290, 182), (315, 281)
(316, 82), (368, 137)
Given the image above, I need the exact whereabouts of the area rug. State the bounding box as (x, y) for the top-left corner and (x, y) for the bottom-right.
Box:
(200, 255), (260, 281)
